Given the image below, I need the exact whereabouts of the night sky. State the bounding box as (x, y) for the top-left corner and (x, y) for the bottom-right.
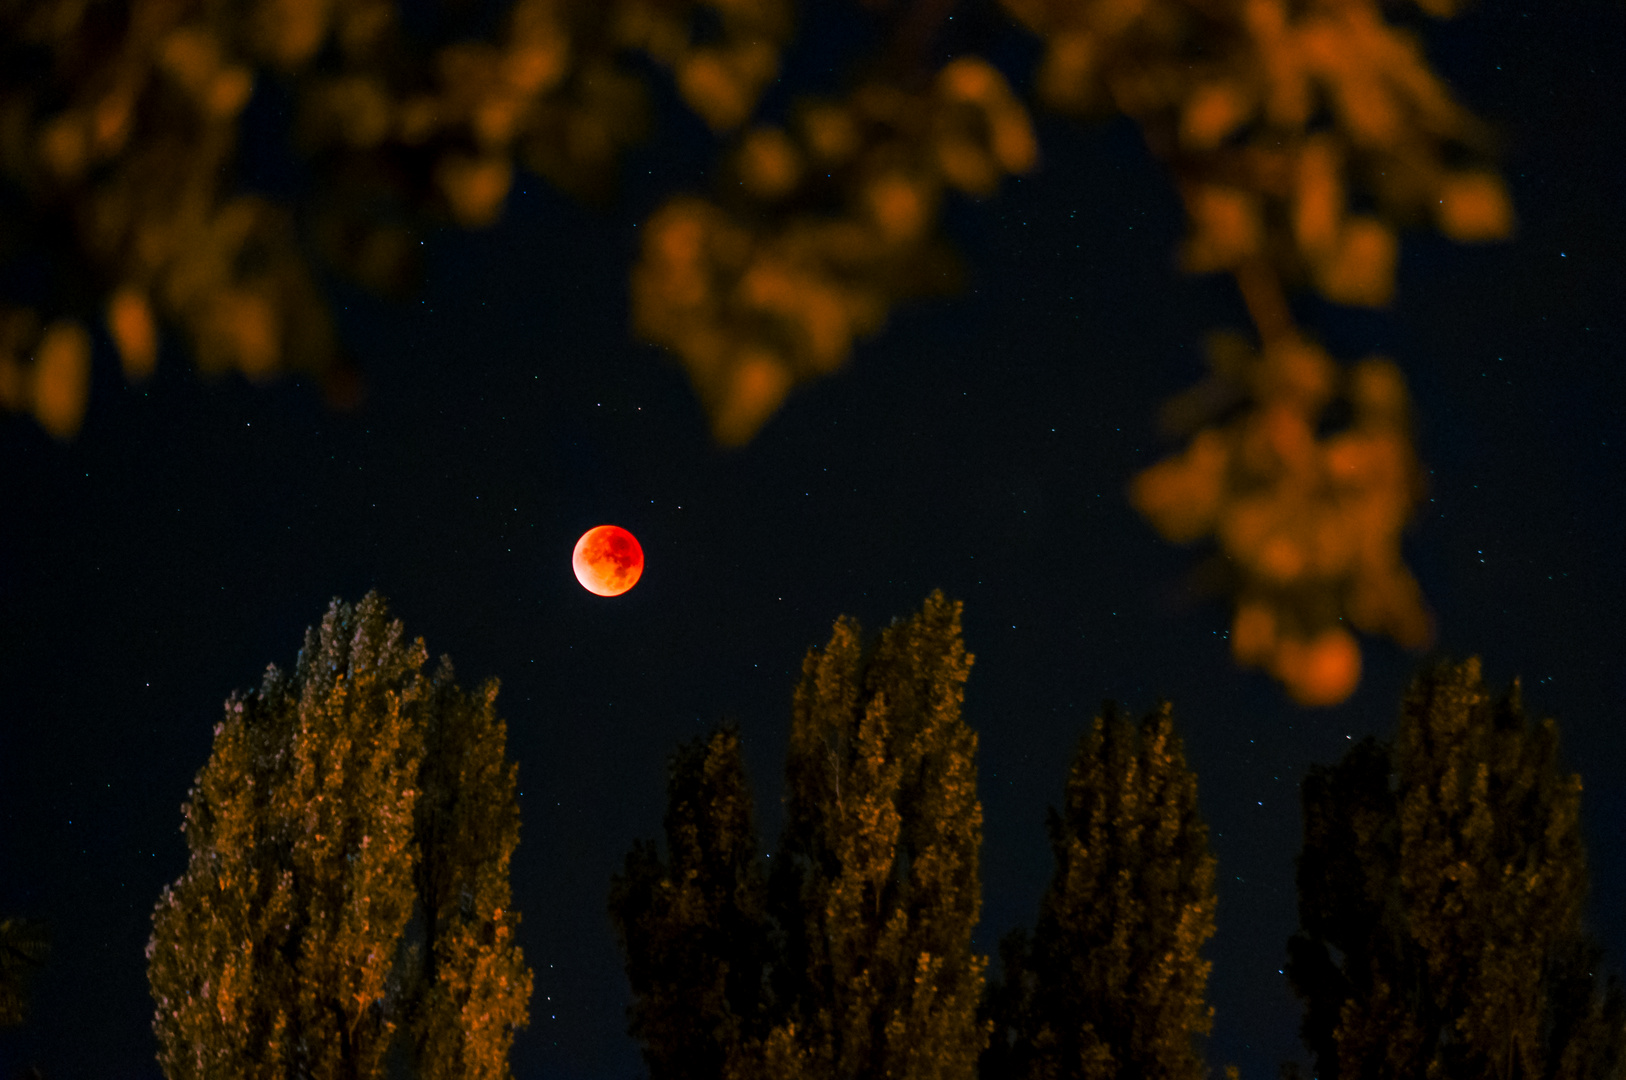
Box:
(2, 0), (1623, 1077)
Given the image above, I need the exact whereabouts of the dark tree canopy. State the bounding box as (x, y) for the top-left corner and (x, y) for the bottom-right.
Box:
(1287, 657), (1625, 1080)
(145, 592), (531, 1080)
(613, 590), (989, 1080)
(607, 722), (776, 1080)
(0, 916), (50, 1029)
(755, 588), (989, 1080)
(981, 700), (1219, 1080)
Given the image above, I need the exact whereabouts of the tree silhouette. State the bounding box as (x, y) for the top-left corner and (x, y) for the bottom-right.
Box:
(607, 722), (777, 1080)
(981, 700), (1220, 1080)
(0, 0), (1514, 702)
(145, 592), (531, 1080)
(748, 588), (989, 1080)
(1286, 657), (1625, 1080)
(612, 591), (989, 1080)
(0, 916), (50, 1029)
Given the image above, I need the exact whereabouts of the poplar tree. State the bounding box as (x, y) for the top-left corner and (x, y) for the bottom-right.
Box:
(982, 701), (1218, 1080)
(1287, 657), (1625, 1080)
(747, 589), (990, 1080)
(607, 722), (775, 1080)
(145, 592), (531, 1080)
(613, 591), (990, 1080)
(0, 916), (49, 1028)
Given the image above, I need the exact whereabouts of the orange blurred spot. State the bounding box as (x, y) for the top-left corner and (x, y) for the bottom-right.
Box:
(1262, 338), (1337, 411)
(739, 259), (853, 372)
(1436, 173), (1513, 242)
(1130, 429), (1229, 543)
(338, 0), (393, 53)
(1274, 627), (1361, 706)
(730, 40), (777, 90)
(474, 95), (521, 147)
(397, 96), (442, 145)
(679, 50), (748, 131)
(1180, 82), (1252, 151)
(1095, 0), (1149, 37)
(436, 155), (512, 227)
(1183, 186), (1261, 272)
(1231, 603), (1276, 666)
(207, 290), (280, 379)
(159, 28), (222, 96)
(1218, 495), (1278, 567)
(936, 137), (999, 197)
(1246, 0), (1308, 126)
(329, 76), (392, 147)
(865, 174), (928, 244)
(1256, 532), (1308, 582)
(1348, 357), (1409, 419)
(1038, 33), (1096, 109)
(91, 94), (133, 155)
(31, 321), (92, 440)
(799, 104), (859, 164)
(1323, 432), (1370, 487)
(714, 351), (790, 447)
(1293, 137), (1343, 259)
(1334, 75), (1399, 148)
(1315, 217), (1395, 306)
(653, 207), (706, 269)
(1259, 404), (1314, 469)
(798, 286), (852, 372)
(505, 40), (568, 96)
(38, 116), (87, 180)
(989, 108), (1038, 174)
(738, 128), (801, 199)
(939, 57), (1002, 105)
(252, 0), (331, 68)
(1309, 510), (1356, 576)
(108, 287), (158, 381)
(206, 68), (254, 119)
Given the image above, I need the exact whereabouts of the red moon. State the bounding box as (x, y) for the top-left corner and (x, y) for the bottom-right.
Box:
(572, 525), (644, 596)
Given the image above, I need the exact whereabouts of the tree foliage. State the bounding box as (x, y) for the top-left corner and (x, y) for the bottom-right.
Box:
(613, 590), (990, 1080)
(1286, 656), (1625, 1080)
(981, 700), (1219, 1080)
(0, 0), (1517, 704)
(145, 591), (531, 1080)
(607, 722), (776, 1080)
(0, 916), (50, 1028)
(759, 588), (989, 1080)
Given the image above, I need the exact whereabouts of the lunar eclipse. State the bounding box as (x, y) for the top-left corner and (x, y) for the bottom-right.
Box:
(572, 525), (644, 596)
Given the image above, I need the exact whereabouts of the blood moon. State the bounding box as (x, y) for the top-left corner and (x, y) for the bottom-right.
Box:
(572, 525), (644, 596)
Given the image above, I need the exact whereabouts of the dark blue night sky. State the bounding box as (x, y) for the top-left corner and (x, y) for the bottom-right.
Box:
(2, 0), (1622, 1077)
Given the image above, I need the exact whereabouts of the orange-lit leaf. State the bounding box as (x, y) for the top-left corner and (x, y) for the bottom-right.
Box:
(31, 321), (92, 439)
(1436, 172), (1514, 242)
(108, 287), (158, 380)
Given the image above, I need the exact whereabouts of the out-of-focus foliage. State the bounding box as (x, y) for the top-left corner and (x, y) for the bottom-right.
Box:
(1060, 0), (1513, 704)
(1286, 657), (1626, 1080)
(607, 723), (777, 1080)
(1000, 0), (1514, 298)
(612, 591), (990, 1080)
(145, 592), (531, 1080)
(631, 56), (1037, 445)
(1, 0), (1513, 705)
(1131, 330), (1430, 706)
(0, 916), (50, 1028)
(0, 0), (792, 430)
(980, 701), (1218, 1080)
